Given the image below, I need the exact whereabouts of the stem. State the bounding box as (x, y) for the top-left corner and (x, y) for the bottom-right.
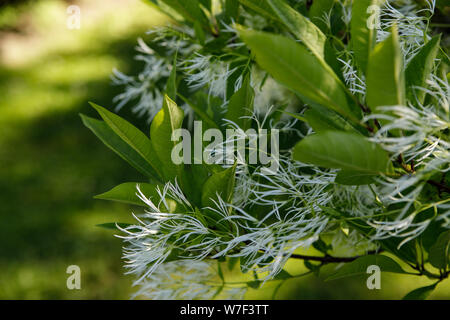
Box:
(426, 180), (450, 194)
(289, 250), (381, 264)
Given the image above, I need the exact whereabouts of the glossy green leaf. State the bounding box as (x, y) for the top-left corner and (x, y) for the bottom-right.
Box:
(194, 21), (206, 45)
(95, 182), (160, 206)
(335, 170), (376, 185)
(327, 255), (407, 281)
(201, 163), (237, 208)
(81, 114), (162, 181)
(227, 257), (239, 271)
(238, 0), (274, 18)
(403, 283), (438, 300)
(158, 0), (210, 26)
(405, 35), (441, 104)
(178, 93), (219, 129)
(150, 95), (185, 181)
(366, 26), (406, 111)
(309, 0), (335, 32)
(89, 102), (164, 180)
(238, 28), (358, 123)
(281, 110), (307, 122)
(303, 105), (361, 133)
(225, 73), (254, 131)
(247, 280), (261, 289)
(293, 131), (390, 174)
(428, 230), (450, 269)
(225, 0), (240, 20)
(351, 0), (384, 73)
(198, 0), (211, 11)
(273, 269), (293, 280)
(166, 53), (178, 100)
(144, 0), (185, 21)
(266, 0), (327, 58)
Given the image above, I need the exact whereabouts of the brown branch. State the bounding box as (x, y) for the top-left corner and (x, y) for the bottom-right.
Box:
(427, 180), (450, 194)
(289, 250), (381, 264)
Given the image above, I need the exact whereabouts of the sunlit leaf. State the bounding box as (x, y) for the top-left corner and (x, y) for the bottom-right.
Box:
(327, 255), (407, 281)
(150, 95), (185, 181)
(293, 131), (390, 174)
(428, 230), (450, 269)
(225, 73), (254, 131)
(89, 102), (164, 180)
(81, 114), (162, 181)
(403, 283), (438, 300)
(405, 35), (441, 104)
(366, 26), (406, 111)
(351, 0), (384, 73)
(238, 28), (359, 123)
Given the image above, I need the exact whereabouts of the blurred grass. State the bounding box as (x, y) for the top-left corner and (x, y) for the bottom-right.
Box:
(0, 0), (448, 300)
(0, 0), (167, 299)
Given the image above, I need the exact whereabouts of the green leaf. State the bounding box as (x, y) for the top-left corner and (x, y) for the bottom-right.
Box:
(225, 73), (254, 131)
(327, 255), (407, 281)
(81, 114), (162, 180)
(293, 131), (390, 174)
(218, 262), (225, 282)
(247, 280), (261, 289)
(266, 0), (327, 59)
(366, 26), (406, 112)
(304, 260), (321, 276)
(89, 102), (164, 180)
(335, 170), (376, 185)
(165, 53), (178, 100)
(158, 0), (210, 26)
(403, 283), (438, 300)
(95, 182), (184, 213)
(238, 0), (274, 18)
(273, 269), (293, 280)
(280, 110), (307, 122)
(178, 93), (219, 129)
(94, 182), (160, 206)
(312, 237), (332, 254)
(405, 35), (441, 104)
(144, 0), (185, 21)
(150, 95), (185, 181)
(227, 257), (239, 271)
(198, 0), (211, 11)
(201, 163), (237, 208)
(238, 28), (358, 123)
(194, 21), (206, 45)
(428, 230), (450, 269)
(225, 0), (240, 20)
(303, 105), (361, 133)
(351, 0), (383, 74)
(309, 0), (335, 33)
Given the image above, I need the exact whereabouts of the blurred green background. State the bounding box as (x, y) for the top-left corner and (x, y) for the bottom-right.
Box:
(0, 0), (448, 299)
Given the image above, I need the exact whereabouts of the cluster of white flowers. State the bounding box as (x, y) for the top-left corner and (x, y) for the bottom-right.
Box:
(111, 38), (171, 122)
(378, 0), (436, 63)
(133, 260), (246, 300)
(111, 26), (199, 122)
(113, 0), (448, 300)
(182, 53), (235, 99)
